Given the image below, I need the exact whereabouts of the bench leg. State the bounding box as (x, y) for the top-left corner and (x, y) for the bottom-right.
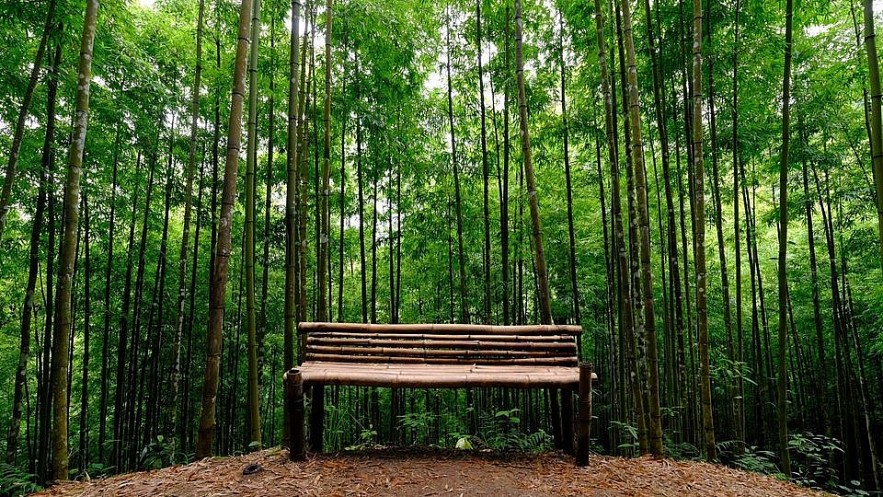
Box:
(550, 388), (562, 450)
(562, 388), (574, 455)
(576, 363), (593, 466)
(285, 369), (306, 461)
(310, 384), (325, 452)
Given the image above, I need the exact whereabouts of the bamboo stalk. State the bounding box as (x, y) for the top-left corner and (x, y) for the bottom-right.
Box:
(304, 353), (577, 365)
(299, 363), (580, 372)
(305, 345), (572, 358)
(298, 373), (580, 389)
(298, 322), (582, 335)
(307, 332), (578, 342)
(306, 337), (577, 350)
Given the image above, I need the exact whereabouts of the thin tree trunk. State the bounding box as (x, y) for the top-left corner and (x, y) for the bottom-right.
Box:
(260, 14), (276, 399)
(125, 129), (161, 472)
(559, 10), (581, 327)
(801, 125), (829, 435)
(33, 35), (61, 480)
(447, 198), (455, 323)
(641, 0), (681, 418)
(50, 0), (98, 479)
(388, 162), (395, 323)
(395, 158), (402, 324)
(113, 150), (142, 471)
(36, 154), (56, 482)
(777, 0), (794, 476)
(0, 0), (57, 241)
(8, 34), (61, 468)
(619, 0), (663, 456)
(740, 154), (764, 448)
(298, 14), (314, 325)
(370, 176), (378, 324)
(864, 0), (883, 265)
(731, 0), (745, 451)
(337, 25), (347, 323)
(501, 3), (511, 326)
(181, 153), (205, 453)
(5, 114), (50, 465)
(284, 0), (302, 379)
(595, 0), (645, 455)
(356, 68), (367, 324)
(244, 0), (263, 449)
(172, 0), (205, 451)
(144, 140), (173, 447)
(674, 3), (695, 442)
(514, 0), (552, 325)
(690, 0), (716, 461)
(476, 0), (492, 324)
(706, 5), (734, 444)
(137, 129), (171, 449)
(196, 0), (254, 458)
(78, 192), (92, 473)
(616, 0), (648, 451)
(210, 2), (222, 304)
(97, 132), (119, 464)
(446, 4), (469, 324)
(812, 168), (856, 480)
(318, 0), (333, 322)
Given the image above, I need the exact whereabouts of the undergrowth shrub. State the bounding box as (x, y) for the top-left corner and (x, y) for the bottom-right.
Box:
(0, 463), (40, 497)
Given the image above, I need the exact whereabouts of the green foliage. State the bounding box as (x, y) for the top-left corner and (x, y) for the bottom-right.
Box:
(398, 411), (439, 444)
(788, 432), (844, 491)
(662, 437), (699, 461)
(830, 481), (871, 497)
(473, 408), (553, 453)
(0, 463), (40, 497)
(139, 435), (178, 471)
(343, 428), (379, 452)
(610, 420), (639, 453)
(716, 441), (783, 477)
(716, 432), (873, 496)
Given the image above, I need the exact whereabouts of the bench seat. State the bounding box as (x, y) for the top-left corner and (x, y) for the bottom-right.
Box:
(298, 361), (581, 389)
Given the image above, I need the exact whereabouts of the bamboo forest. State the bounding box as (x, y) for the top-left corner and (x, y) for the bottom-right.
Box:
(2, 0), (883, 494)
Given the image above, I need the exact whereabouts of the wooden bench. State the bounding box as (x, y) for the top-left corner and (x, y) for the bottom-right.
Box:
(284, 322), (594, 465)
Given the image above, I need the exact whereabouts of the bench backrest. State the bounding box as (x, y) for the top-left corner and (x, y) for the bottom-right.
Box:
(299, 322), (581, 367)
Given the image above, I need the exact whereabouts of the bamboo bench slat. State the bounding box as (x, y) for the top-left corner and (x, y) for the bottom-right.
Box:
(306, 333), (576, 346)
(303, 352), (578, 366)
(305, 344), (574, 358)
(298, 322), (583, 335)
(297, 362), (580, 388)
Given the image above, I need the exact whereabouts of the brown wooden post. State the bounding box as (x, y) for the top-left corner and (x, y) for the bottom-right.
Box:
(561, 388), (574, 455)
(576, 363), (593, 466)
(310, 384), (325, 452)
(285, 368), (306, 461)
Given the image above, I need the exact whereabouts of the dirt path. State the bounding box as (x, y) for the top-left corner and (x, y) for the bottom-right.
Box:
(33, 448), (830, 496)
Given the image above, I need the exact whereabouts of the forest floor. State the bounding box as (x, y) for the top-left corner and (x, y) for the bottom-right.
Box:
(33, 447), (830, 497)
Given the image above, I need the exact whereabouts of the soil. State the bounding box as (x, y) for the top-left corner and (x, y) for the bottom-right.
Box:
(33, 447), (831, 497)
